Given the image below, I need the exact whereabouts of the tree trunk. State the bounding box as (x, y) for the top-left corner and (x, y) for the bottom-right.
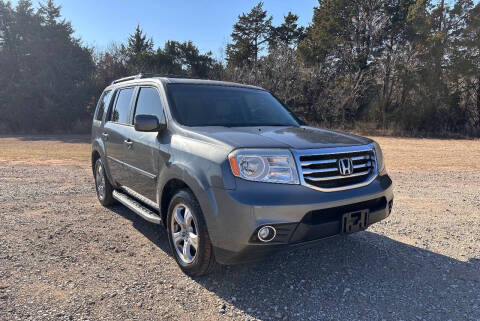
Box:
(477, 77), (480, 127)
(382, 37), (394, 130)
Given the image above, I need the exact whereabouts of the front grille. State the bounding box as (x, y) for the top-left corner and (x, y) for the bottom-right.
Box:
(296, 147), (377, 191)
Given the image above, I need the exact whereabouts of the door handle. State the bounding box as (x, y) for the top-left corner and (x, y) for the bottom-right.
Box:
(124, 139), (133, 149)
(101, 132), (109, 140)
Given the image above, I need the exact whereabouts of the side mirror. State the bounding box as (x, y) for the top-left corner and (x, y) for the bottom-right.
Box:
(134, 114), (165, 132)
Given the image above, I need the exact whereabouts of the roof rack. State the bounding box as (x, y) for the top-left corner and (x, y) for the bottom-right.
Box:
(111, 74), (142, 85)
(111, 73), (197, 85)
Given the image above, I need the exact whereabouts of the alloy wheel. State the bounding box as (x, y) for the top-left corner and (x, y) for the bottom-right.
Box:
(170, 203), (199, 265)
(95, 163), (106, 201)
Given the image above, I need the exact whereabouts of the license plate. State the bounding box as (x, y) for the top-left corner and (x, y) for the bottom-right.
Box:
(341, 209), (369, 234)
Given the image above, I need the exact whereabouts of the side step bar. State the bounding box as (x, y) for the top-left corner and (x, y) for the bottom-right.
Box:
(112, 190), (162, 224)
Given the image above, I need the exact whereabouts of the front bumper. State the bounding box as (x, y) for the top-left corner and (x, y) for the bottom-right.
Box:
(207, 174), (393, 265)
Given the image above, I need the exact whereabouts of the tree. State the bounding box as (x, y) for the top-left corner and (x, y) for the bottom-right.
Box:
(377, 0), (425, 128)
(0, 0), (94, 133)
(153, 40), (215, 78)
(299, 0), (386, 70)
(466, 3), (480, 126)
(297, 0), (387, 126)
(123, 25), (154, 73)
(38, 0), (60, 26)
(1, 0), (480, 136)
(177, 41), (215, 78)
(226, 2), (272, 66)
(268, 12), (305, 50)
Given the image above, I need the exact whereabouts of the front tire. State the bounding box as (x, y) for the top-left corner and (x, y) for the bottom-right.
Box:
(94, 158), (115, 206)
(167, 189), (216, 276)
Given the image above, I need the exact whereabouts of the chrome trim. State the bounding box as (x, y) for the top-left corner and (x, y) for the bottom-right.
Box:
(292, 144), (378, 192)
(353, 162), (371, 170)
(106, 155), (123, 165)
(120, 185), (159, 209)
(295, 145), (374, 155)
(302, 167), (338, 175)
(351, 155), (370, 161)
(257, 226), (276, 242)
(107, 156), (156, 180)
(301, 159), (337, 166)
(304, 170), (371, 181)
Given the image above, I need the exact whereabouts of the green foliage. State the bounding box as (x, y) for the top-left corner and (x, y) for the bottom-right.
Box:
(121, 25), (154, 73)
(226, 2), (272, 66)
(268, 12), (305, 49)
(0, 1), (216, 133)
(0, 0), (479, 136)
(0, 0), (94, 133)
(267, 0), (478, 135)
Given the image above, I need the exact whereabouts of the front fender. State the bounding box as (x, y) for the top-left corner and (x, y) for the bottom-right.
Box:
(157, 159), (223, 245)
(156, 134), (237, 247)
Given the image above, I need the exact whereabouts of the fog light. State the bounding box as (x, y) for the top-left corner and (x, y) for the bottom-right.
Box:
(257, 226), (276, 242)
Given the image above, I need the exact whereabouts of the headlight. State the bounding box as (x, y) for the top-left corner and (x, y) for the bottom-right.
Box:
(228, 149), (299, 184)
(373, 141), (386, 174)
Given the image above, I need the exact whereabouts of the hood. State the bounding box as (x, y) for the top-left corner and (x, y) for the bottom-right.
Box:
(189, 126), (372, 150)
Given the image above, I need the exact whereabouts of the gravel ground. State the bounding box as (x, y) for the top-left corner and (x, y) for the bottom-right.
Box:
(0, 138), (479, 321)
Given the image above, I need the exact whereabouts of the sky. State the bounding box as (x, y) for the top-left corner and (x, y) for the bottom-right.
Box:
(11, 0), (319, 58)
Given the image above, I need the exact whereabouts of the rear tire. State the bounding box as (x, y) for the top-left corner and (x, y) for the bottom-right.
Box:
(167, 189), (216, 276)
(94, 158), (115, 206)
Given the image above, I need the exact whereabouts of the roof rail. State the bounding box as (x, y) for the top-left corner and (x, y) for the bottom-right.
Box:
(134, 73), (195, 79)
(111, 74), (142, 85)
(111, 73), (198, 85)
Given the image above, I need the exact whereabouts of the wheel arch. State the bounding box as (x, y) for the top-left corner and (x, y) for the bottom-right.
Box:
(91, 150), (101, 173)
(157, 164), (220, 245)
(160, 178), (191, 225)
(91, 138), (116, 187)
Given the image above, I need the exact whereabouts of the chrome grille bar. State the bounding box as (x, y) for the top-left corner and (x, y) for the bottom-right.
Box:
(302, 167), (338, 175)
(304, 170), (371, 181)
(351, 155), (370, 161)
(353, 162), (371, 170)
(300, 159), (337, 166)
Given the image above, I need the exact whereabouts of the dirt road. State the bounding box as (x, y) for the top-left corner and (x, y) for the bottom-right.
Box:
(0, 135), (479, 320)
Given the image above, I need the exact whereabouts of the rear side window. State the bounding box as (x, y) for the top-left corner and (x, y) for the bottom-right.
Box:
(133, 87), (164, 122)
(95, 90), (112, 121)
(110, 88), (134, 124)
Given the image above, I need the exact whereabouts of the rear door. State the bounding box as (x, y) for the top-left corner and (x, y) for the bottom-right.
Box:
(122, 86), (168, 202)
(103, 87), (136, 186)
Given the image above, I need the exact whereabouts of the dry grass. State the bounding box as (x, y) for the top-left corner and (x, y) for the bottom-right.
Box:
(0, 135), (478, 172)
(371, 136), (480, 172)
(0, 135), (90, 167)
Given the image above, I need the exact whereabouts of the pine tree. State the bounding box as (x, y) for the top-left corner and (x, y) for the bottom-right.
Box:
(38, 0), (60, 26)
(269, 12), (304, 50)
(127, 25), (153, 56)
(123, 25), (154, 73)
(226, 2), (272, 66)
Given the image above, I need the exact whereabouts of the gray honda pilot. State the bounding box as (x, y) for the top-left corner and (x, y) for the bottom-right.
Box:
(91, 74), (394, 276)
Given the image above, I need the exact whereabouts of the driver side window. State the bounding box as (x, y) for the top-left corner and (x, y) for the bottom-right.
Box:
(133, 87), (165, 123)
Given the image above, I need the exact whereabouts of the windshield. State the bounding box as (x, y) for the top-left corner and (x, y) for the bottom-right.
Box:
(166, 84), (300, 127)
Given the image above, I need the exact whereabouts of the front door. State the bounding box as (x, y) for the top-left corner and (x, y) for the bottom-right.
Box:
(122, 86), (169, 203)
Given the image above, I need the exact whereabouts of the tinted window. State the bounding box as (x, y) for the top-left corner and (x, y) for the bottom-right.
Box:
(167, 84), (299, 127)
(95, 90), (112, 121)
(134, 87), (164, 122)
(110, 88), (134, 124)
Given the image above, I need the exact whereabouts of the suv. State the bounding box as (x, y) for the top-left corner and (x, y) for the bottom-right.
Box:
(91, 74), (394, 276)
